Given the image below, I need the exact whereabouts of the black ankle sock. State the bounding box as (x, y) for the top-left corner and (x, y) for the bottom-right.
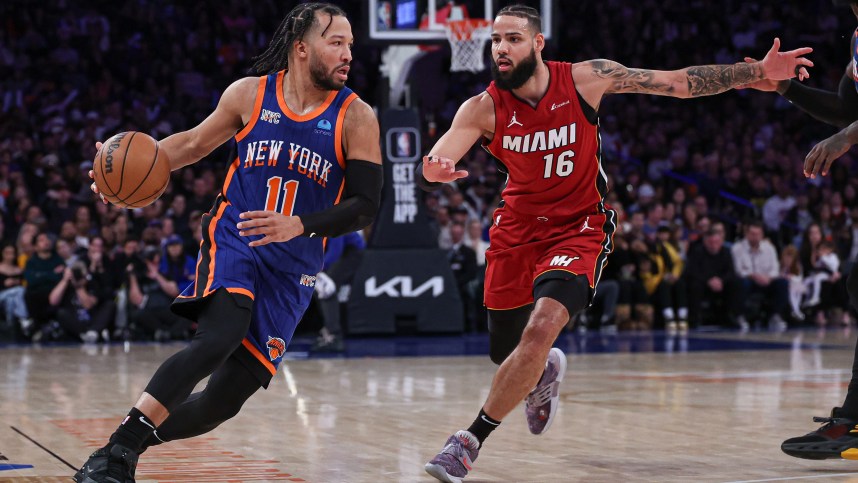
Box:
(109, 408), (156, 453)
(467, 409), (501, 446)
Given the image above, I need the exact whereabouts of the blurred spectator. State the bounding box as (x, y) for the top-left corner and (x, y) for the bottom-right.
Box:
(160, 235), (194, 294)
(804, 240), (840, 310)
(22, 232), (64, 338)
(780, 244), (805, 322)
(0, 243), (26, 333)
(48, 256), (115, 343)
(312, 231), (366, 352)
(448, 221), (477, 330)
(652, 226), (688, 333)
(465, 220), (489, 267)
(127, 245), (189, 341)
(686, 228), (741, 329)
(731, 220), (790, 331)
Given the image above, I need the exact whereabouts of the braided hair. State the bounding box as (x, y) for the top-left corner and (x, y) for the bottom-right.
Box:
(251, 3), (346, 75)
(496, 4), (542, 34)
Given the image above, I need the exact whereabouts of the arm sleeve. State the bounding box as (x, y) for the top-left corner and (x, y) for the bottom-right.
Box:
(781, 74), (858, 128)
(299, 160), (383, 238)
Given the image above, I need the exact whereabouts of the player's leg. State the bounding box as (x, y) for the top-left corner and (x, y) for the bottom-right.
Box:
(74, 289), (251, 483)
(426, 274), (588, 483)
(781, 262), (858, 460)
(140, 353), (268, 450)
(492, 273), (584, 434)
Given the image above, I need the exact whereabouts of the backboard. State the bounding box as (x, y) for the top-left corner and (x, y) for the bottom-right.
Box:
(368, 0), (553, 43)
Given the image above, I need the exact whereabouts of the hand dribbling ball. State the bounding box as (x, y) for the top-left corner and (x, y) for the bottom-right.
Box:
(92, 131), (170, 208)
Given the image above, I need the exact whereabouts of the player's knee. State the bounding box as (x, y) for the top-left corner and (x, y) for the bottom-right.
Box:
(533, 273), (591, 318)
(519, 321), (555, 351)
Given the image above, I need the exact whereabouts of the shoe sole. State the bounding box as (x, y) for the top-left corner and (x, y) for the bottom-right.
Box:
(531, 347), (568, 435)
(425, 463), (463, 483)
(782, 443), (857, 460)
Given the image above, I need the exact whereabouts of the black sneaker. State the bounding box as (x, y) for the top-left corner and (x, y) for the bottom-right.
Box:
(781, 407), (858, 460)
(73, 443), (138, 483)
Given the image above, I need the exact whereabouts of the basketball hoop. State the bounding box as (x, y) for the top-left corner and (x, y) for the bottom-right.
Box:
(444, 19), (492, 73)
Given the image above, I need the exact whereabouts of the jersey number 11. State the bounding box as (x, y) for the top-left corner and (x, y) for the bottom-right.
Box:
(265, 176), (298, 215)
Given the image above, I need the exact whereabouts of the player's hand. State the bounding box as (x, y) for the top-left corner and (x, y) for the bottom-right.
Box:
(759, 38), (813, 81)
(804, 130), (852, 179)
(422, 155), (468, 183)
(90, 141), (107, 204)
(238, 211), (304, 247)
(736, 57), (801, 92)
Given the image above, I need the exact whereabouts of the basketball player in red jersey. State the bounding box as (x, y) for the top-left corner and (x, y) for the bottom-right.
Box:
(74, 4), (382, 483)
(419, 5), (813, 482)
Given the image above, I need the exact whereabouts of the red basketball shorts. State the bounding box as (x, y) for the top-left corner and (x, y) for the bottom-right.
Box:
(483, 205), (617, 311)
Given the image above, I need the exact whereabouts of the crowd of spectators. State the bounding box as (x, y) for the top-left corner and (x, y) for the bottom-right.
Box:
(1, 0), (856, 343)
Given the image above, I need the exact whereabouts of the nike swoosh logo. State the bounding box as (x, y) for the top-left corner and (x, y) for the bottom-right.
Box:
(139, 416), (155, 430)
(480, 415), (500, 426)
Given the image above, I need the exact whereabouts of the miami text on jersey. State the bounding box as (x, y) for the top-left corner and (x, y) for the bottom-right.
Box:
(243, 140), (334, 188)
(502, 123), (577, 154)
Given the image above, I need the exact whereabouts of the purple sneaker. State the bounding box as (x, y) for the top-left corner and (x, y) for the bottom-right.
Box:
(525, 347), (568, 435)
(424, 430), (480, 483)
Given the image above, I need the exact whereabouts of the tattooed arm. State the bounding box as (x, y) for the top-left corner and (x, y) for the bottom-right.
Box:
(573, 38), (813, 110)
(586, 60), (764, 98)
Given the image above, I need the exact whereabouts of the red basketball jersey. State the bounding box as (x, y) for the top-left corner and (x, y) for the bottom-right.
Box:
(483, 61), (606, 219)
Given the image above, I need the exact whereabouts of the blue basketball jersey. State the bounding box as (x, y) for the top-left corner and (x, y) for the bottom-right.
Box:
(226, 70), (356, 274)
(174, 71), (360, 376)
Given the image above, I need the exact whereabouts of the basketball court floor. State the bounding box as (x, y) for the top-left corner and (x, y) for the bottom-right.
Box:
(3, 329), (858, 482)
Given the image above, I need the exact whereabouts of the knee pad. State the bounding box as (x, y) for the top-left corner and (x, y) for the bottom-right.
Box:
(533, 272), (591, 319)
(488, 305), (532, 365)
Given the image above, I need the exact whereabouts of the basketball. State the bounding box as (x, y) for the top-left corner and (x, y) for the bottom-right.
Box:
(92, 131), (171, 209)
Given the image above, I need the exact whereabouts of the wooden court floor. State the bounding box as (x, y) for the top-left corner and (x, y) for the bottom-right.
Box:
(4, 330), (858, 482)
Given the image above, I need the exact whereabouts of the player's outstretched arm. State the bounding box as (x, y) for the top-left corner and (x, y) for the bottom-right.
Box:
(159, 77), (257, 171)
(417, 93), (493, 189)
(744, 60), (858, 128)
(575, 38), (812, 103)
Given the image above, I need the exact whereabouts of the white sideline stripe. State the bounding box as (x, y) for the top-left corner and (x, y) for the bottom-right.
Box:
(724, 473), (858, 483)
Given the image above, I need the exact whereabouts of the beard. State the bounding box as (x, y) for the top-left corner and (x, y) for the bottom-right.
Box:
(491, 48), (538, 91)
(309, 55), (347, 91)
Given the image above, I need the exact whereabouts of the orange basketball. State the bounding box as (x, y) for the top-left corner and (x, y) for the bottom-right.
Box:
(92, 131), (170, 208)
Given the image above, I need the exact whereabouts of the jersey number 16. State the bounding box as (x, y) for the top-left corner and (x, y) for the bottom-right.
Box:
(543, 150), (575, 178)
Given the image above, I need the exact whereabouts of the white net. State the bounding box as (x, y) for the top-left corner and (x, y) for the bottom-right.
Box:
(445, 19), (492, 73)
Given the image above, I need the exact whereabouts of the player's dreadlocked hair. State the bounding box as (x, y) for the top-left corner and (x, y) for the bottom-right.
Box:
(251, 3), (346, 75)
(496, 4), (542, 34)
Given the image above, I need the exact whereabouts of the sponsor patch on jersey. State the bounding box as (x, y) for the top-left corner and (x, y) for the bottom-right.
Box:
(300, 274), (317, 287)
(314, 119), (333, 136)
(266, 336), (286, 361)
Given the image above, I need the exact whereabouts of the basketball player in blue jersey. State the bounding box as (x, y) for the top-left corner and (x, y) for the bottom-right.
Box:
(74, 4), (382, 482)
(741, 0), (858, 462)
